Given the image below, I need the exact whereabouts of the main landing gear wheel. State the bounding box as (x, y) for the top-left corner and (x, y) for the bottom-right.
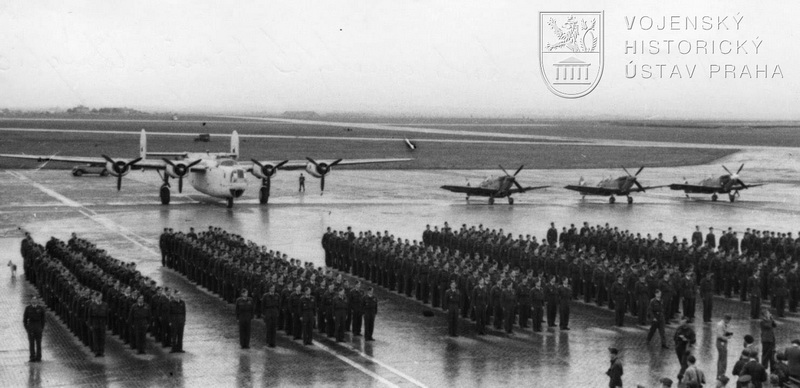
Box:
(711, 194), (718, 202)
(508, 197), (514, 205)
(609, 196), (616, 204)
(227, 198), (234, 208)
(627, 196), (633, 204)
(259, 186), (269, 204)
(729, 194), (736, 202)
(160, 185), (170, 205)
(488, 197), (495, 205)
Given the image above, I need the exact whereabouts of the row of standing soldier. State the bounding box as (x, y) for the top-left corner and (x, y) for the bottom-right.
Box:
(321, 221), (796, 338)
(20, 233), (185, 357)
(160, 226), (378, 349)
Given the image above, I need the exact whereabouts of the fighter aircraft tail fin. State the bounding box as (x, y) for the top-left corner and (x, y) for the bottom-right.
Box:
(139, 129), (147, 159)
(230, 131), (239, 159)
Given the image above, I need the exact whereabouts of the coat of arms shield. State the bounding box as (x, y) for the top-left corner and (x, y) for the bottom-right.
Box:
(539, 12), (604, 98)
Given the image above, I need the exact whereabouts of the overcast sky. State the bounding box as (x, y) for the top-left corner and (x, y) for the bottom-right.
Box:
(0, 0), (797, 119)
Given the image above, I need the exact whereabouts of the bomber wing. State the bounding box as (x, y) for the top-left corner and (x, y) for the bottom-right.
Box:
(262, 158), (412, 171)
(0, 153), (167, 170)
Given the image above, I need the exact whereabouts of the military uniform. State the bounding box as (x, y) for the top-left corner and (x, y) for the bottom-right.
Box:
(129, 301), (151, 354)
(88, 299), (109, 356)
(235, 295), (254, 349)
(362, 293), (378, 341)
(23, 302), (46, 361)
(444, 287), (461, 336)
(169, 298), (186, 352)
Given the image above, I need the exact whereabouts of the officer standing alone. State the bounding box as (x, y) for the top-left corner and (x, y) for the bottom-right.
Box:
(235, 289), (254, 349)
(445, 281), (461, 337)
(262, 285), (280, 348)
(128, 295), (151, 355)
(23, 295), (46, 362)
(169, 290), (186, 353)
(362, 287), (378, 341)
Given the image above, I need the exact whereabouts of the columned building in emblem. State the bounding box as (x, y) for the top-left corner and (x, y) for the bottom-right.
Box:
(552, 57), (591, 85)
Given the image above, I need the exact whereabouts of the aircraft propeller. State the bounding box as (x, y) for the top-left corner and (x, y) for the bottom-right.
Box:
(162, 158), (202, 193)
(306, 157), (342, 192)
(251, 159), (288, 193)
(722, 163), (748, 189)
(499, 164), (525, 191)
(102, 155), (142, 191)
(622, 166), (645, 192)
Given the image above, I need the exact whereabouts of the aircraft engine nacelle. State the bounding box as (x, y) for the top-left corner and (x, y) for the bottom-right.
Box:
(252, 163), (280, 179)
(106, 160), (133, 177)
(165, 162), (192, 179)
(305, 162), (325, 178)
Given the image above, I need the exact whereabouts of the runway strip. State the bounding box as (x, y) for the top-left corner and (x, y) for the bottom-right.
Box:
(4, 170), (427, 388)
(0, 127), (582, 146)
(226, 116), (800, 152)
(8, 170), (159, 257)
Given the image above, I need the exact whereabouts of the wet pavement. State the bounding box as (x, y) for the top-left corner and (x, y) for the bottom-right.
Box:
(1, 147), (800, 387)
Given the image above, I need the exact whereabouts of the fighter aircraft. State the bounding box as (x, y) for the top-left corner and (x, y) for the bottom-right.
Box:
(564, 166), (664, 204)
(440, 165), (549, 205)
(0, 130), (411, 207)
(668, 164), (764, 202)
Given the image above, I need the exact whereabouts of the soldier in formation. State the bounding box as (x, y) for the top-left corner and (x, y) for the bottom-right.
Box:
(160, 226), (377, 348)
(324, 221), (799, 337)
(21, 235), (176, 356)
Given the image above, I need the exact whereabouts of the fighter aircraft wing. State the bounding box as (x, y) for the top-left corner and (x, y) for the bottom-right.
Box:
(508, 185), (550, 194)
(668, 183), (717, 193)
(440, 185), (497, 196)
(274, 158), (412, 170)
(564, 185), (616, 196)
(629, 185), (668, 193)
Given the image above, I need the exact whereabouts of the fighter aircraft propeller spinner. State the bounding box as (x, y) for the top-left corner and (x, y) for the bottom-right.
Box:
(0, 130), (411, 208)
(440, 165), (549, 205)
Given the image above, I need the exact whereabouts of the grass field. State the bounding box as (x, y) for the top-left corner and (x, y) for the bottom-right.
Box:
(0, 120), (733, 170)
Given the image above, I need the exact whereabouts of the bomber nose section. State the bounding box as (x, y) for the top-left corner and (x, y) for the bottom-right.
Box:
(230, 189), (244, 198)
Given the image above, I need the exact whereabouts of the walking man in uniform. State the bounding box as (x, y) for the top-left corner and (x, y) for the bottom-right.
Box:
(235, 289), (254, 349)
(606, 347), (623, 388)
(647, 289), (669, 349)
(23, 295), (46, 362)
(716, 314), (733, 378)
(299, 173), (305, 192)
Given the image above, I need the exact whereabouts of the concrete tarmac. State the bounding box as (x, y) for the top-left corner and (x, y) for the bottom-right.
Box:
(1, 147), (799, 387)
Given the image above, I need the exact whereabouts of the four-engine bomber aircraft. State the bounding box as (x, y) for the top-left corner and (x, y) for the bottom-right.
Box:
(0, 130), (411, 207)
(668, 164), (764, 202)
(564, 166), (665, 204)
(440, 165), (549, 205)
